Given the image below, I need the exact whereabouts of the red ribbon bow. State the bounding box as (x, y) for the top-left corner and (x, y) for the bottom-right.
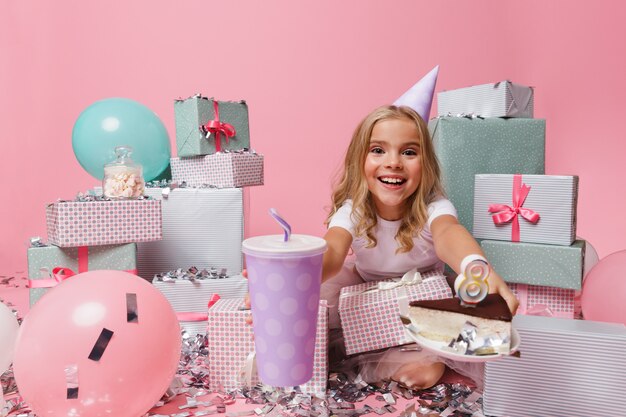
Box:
(488, 174), (540, 242)
(201, 101), (236, 152)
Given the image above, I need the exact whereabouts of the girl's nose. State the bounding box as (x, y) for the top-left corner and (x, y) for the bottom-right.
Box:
(385, 153), (402, 168)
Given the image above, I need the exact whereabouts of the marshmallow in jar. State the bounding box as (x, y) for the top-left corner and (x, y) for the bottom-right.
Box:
(103, 146), (145, 199)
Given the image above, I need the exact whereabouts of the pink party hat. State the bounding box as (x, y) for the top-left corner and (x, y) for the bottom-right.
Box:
(393, 65), (439, 121)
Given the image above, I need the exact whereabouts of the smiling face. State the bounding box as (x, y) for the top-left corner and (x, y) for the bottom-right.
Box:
(364, 117), (422, 221)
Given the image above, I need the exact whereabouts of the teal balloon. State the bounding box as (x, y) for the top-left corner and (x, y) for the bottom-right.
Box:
(72, 98), (171, 181)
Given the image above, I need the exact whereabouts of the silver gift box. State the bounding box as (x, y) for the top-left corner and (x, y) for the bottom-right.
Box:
(473, 174), (578, 246)
(137, 187), (244, 280)
(437, 80), (534, 118)
(484, 315), (626, 417)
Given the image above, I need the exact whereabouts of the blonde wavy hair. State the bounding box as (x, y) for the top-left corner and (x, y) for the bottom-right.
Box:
(326, 105), (445, 253)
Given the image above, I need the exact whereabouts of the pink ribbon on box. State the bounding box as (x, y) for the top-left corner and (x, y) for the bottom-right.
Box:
(28, 246), (138, 289)
(489, 174), (540, 242)
(201, 100), (236, 152)
(176, 294), (221, 322)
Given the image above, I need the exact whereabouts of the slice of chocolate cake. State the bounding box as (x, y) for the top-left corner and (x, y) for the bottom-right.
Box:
(408, 294), (513, 354)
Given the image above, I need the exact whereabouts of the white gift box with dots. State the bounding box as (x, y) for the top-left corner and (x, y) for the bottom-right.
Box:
(338, 270), (452, 355)
(207, 298), (328, 395)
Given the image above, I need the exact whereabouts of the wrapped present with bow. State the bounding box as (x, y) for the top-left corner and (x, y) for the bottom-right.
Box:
(481, 239), (585, 290)
(174, 95), (250, 157)
(437, 80), (534, 118)
(428, 116), (545, 234)
(473, 174), (579, 246)
(207, 298), (328, 396)
(27, 239), (137, 306)
(338, 269), (452, 355)
(170, 150), (264, 188)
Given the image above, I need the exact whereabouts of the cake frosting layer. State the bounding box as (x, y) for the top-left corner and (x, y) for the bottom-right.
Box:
(410, 293), (512, 322)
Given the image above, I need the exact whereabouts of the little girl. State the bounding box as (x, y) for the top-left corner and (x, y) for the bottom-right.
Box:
(320, 104), (518, 390)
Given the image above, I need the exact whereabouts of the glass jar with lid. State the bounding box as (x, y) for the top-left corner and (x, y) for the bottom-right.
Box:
(103, 146), (145, 199)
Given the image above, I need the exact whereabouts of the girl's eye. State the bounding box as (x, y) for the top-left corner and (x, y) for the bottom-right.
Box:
(402, 149), (418, 156)
(370, 147), (384, 154)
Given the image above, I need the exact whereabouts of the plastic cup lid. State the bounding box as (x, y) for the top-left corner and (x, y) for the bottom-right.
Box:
(242, 234), (327, 257)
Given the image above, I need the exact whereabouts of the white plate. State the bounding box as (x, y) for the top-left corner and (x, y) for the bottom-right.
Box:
(405, 327), (521, 363)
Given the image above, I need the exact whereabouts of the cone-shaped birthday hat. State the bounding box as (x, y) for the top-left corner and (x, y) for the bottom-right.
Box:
(393, 65), (439, 121)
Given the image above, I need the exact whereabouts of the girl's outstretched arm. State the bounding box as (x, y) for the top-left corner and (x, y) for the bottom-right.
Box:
(322, 227), (353, 283)
(430, 215), (519, 314)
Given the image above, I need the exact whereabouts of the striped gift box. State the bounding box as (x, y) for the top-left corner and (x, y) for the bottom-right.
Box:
(437, 81), (534, 118)
(170, 151), (264, 188)
(46, 199), (162, 247)
(137, 187), (244, 280)
(484, 315), (626, 417)
(473, 174), (578, 246)
(207, 298), (328, 395)
(338, 270), (452, 355)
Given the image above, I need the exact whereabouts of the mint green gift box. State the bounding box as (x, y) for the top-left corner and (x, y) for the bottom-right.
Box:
(429, 117), (545, 234)
(27, 243), (137, 306)
(174, 95), (250, 157)
(481, 239), (585, 290)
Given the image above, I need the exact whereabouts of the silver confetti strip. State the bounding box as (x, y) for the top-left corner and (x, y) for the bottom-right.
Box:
(126, 293), (138, 323)
(65, 364), (79, 400)
(154, 267), (230, 282)
(88, 328), (114, 361)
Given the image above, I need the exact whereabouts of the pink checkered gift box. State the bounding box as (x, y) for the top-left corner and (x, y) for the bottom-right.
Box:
(338, 269), (453, 355)
(207, 298), (328, 395)
(170, 151), (264, 188)
(509, 283), (575, 318)
(46, 200), (162, 247)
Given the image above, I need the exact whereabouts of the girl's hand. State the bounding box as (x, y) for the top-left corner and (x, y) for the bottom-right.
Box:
(487, 270), (519, 315)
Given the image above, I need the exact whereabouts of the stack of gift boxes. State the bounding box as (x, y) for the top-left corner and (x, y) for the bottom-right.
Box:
(136, 95), (328, 396)
(28, 197), (163, 306)
(434, 81), (626, 416)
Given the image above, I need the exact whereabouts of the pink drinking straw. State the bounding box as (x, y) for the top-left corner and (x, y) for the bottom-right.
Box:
(269, 208), (291, 242)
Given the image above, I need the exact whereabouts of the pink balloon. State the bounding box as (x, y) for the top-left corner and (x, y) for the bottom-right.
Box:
(581, 250), (626, 325)
(13, 270), (181, 417)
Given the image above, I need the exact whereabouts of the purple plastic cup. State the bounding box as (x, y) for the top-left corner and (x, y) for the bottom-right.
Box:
(242, 234), (327, 387)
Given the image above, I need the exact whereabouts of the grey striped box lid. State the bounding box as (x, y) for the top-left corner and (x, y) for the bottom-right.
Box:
(473, 174), (578, 246)
(483, 315), (626, 417)
(438, 81), (534, 118)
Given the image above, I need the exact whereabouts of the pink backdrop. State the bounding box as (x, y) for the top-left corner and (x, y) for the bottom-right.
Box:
(1, 1), (625, 275)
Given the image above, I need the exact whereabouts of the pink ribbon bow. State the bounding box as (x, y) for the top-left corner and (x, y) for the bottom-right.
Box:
(488, 174), (540, 242)
(201, 100), (236, 152)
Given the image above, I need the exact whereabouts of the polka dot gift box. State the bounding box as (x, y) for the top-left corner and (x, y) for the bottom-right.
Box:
(338, 269), (452, 356)
(46, 199), (162, 247)
(170, 150), (264, 188)
(207, 298), (328, 395)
